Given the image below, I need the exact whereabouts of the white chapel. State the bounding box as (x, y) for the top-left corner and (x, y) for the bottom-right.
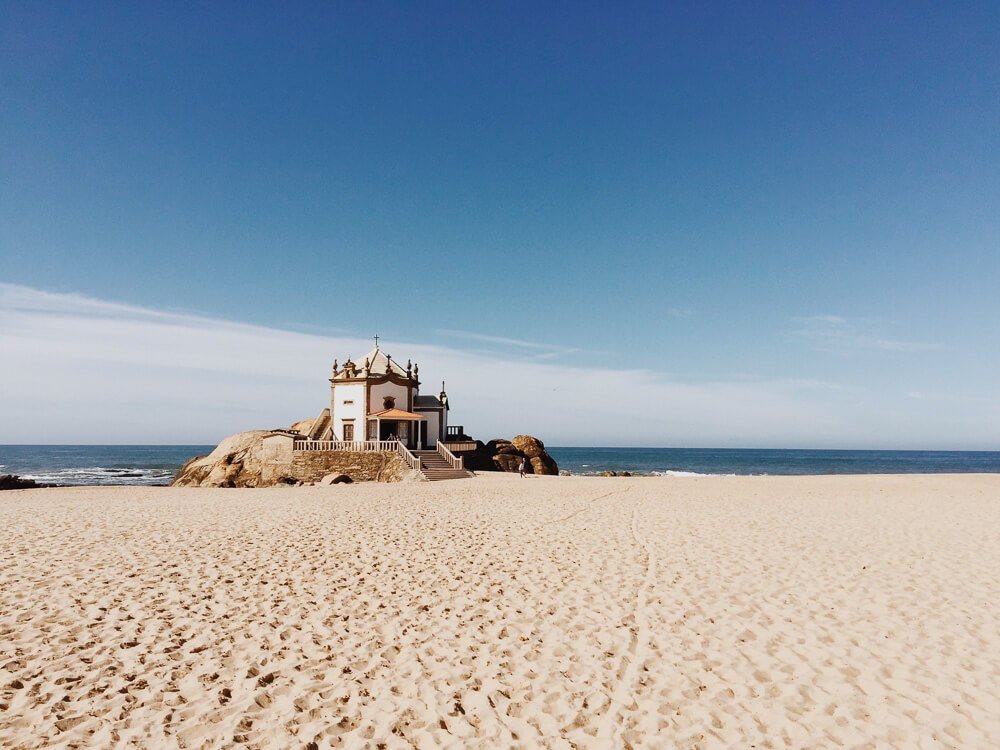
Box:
(328, 341), (451, 449)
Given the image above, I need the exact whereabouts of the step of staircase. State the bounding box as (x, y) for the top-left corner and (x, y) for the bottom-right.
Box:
(421, 472), (471, 481)
(413, 451), (473, 481)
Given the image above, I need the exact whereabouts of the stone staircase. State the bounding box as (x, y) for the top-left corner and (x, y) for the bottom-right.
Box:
(414, 450), (473, 481)
(307, 409), (332, 440)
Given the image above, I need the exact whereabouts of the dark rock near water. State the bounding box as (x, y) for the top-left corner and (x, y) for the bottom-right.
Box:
(460, 435), (559, 476)
(530, 454), (559, 476)
(0, 474), (57, 490)
(491, 453), (522, 473)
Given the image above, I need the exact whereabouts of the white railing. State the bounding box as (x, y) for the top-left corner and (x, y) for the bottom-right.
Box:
(397, 441), (421, 471)
(293, 440), (398, 452)
(436, 441), (464, 470)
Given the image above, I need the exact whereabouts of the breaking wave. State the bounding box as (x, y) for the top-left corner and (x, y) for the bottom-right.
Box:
(563, 468), (738, 477)
(650, 469), (731, 477)
(18, 466), (175, 486)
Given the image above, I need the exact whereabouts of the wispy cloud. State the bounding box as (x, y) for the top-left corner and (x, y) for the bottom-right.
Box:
(0, 283), (843, 445)
(792, 315), (940, 354)
(2, 284), (994, 448)
(435, 328), (581, 358)
(905, 390), (990, 404)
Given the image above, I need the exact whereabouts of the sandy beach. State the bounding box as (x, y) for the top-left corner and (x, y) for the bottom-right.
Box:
(1, 474), (998, 749)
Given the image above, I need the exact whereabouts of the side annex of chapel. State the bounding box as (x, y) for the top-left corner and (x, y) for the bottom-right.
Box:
(329, 345), (449, 449)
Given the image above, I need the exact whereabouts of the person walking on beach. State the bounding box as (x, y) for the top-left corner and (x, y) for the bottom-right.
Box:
(518, 457), (527, 478)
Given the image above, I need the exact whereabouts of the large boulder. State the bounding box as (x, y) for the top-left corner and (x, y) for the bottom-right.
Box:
(171, 431), (279, 488)
(460, 435), (559, 476)
(288, 418), (315, 435)
(491, 439), (521, 456)
(511, 434), (546, 459)
(492, 453), (522, 473)
(530, 453), (559, 476)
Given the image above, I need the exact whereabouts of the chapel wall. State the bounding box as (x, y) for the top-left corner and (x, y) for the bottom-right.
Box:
(422, 410), (440, 447)
(331, 382), (367, 440)
(370, 381), (411, 412)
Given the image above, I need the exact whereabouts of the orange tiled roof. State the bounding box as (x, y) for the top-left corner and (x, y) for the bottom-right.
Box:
(367, 407), (425, 421)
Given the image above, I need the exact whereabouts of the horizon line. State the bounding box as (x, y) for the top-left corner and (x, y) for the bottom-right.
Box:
(3, 443), (999, 453)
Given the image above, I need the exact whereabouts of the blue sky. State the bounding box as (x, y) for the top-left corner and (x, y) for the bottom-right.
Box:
(1, 3), (998, 447)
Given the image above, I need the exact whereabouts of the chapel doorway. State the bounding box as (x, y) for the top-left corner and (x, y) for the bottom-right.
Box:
(379, 421), (401, 441)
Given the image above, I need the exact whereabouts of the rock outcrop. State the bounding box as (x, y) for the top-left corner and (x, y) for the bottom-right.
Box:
(171, 428), (557, 486)
(462, 435), (559, 476)
(288, 418), (315, 435)
(171, 430), (409, 487)
(512, 434), (559, 475)
(172, 431), (276, 488)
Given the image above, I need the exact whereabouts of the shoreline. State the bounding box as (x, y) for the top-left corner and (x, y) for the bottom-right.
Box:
(0, 471), (1000, 493)
(2, 470), (1000, 492)
(5, 445), (1000, 489)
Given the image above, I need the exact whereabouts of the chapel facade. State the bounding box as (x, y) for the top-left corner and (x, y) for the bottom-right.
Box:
(329, 344), (450, 449)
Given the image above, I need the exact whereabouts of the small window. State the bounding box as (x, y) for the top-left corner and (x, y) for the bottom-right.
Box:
(343, 399), (354, 405)
(383, 396), (396, 410)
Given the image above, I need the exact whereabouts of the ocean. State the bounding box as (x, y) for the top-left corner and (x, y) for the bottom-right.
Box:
(547, 447), (1000, 476)
(1, 444), (999, 486)
(0, 445), (214, 486)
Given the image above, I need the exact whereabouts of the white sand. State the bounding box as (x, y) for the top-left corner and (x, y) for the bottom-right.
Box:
(1, 473), (999, 749)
